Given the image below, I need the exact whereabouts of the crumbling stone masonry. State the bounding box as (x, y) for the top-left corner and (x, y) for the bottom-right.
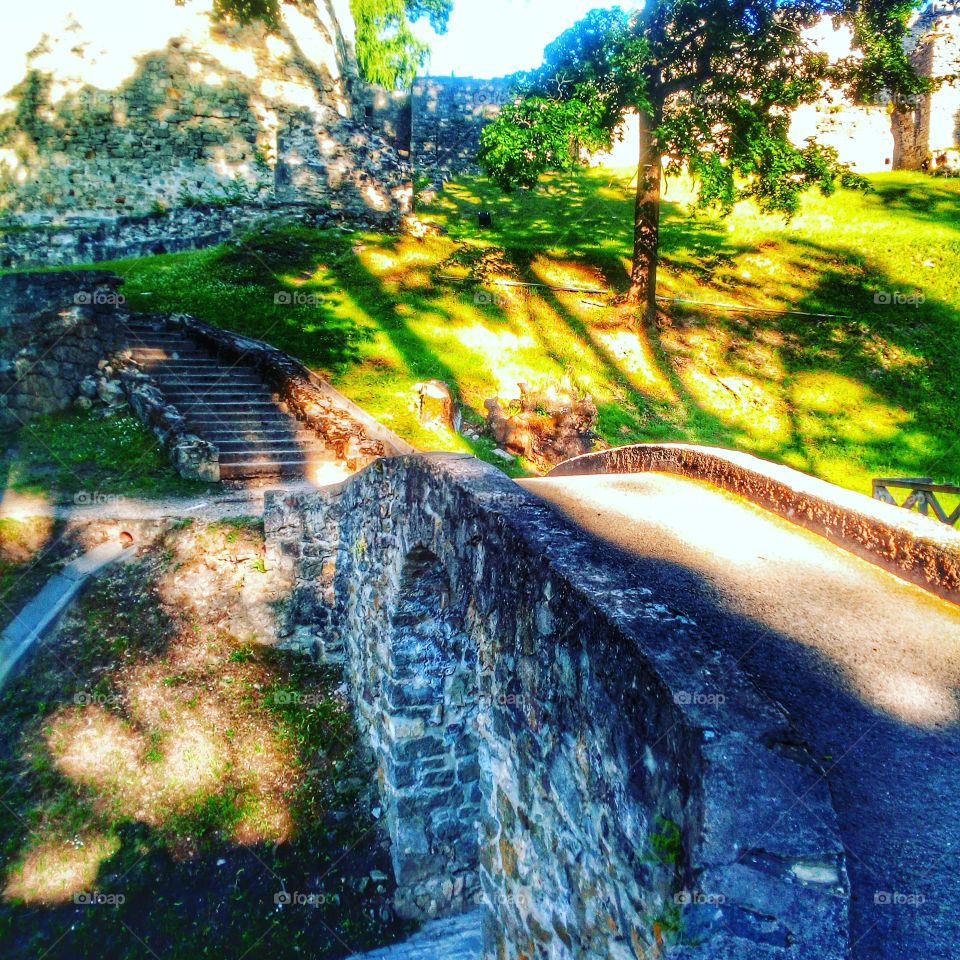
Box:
(0, 272), (125, 427)
(409, 79), (513, 181)
(0, 0), (411, 228)
(265, 453), (850, 959)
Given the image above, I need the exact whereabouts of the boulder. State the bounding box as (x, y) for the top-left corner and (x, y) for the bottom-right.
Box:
(484, 379), (598, 470)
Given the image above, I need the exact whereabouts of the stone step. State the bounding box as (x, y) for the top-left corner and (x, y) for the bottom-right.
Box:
(199, 426), (313, 439)
(123, 332), (193, 341)
(128, 344), (201, 354)
(161, 380), (273, 391)
(117, 320), (355, 484)
(156, 372), (263, 383)
(125, 340), (199, 356)
(216, 437), (325, 452)
(351, 912), (483, 960)
(124, 333), (195, 341)
(141, 360), (228, 370)
(219, 447), (324, 465)
(204, 437), (318, 450)
(163, 389), (277, 403)
(158, 380), (266, 392)
(186, 414), (300, 429)
(184, 405), (296, 417)
(219, 459), (310, 480)
(128, 349), (207, 360)
(177, 399), (287, 411)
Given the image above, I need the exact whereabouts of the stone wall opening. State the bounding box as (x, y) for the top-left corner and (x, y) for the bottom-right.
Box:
(374, 546), (481, 920)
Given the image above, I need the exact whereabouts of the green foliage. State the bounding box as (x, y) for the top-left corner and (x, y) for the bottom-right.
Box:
(649, 816), (682, 867)
(480, 0), (926, 237)
(177, 177), (261, 208)
(841, 1), (932, 103)
(213, 0), (280, 26)
(93, 169), (960, 497)
(480, 98), (612, 191)
(350, 0), (453, 89)
(2, 409), (210, 501)
(178, 0), (282, 30)
(524, 7), (651, 125)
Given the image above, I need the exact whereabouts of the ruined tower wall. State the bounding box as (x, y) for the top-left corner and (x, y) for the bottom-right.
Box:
(0, 0), (410, 223)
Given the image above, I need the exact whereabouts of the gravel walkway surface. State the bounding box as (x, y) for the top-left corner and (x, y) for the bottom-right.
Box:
(0, 481), (321, 523)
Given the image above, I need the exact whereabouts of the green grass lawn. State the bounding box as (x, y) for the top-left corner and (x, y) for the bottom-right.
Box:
(89, 169), (959, 497)
(0, 516), (65, 630)
(0, 409), (213, 504)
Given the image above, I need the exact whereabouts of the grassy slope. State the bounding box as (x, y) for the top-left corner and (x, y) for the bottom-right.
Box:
(97, 170), (959, 496)
(0, 516), (63, 630)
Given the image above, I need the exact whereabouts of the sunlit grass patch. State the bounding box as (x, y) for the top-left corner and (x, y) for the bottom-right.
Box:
(0, 516), (60, 628)
(1, 408), (212, 502)
(3, 833), (121, 906)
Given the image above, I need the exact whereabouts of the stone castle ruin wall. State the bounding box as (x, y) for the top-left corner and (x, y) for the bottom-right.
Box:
(0, 2), (956, 252)
(0, 0), (411, 224)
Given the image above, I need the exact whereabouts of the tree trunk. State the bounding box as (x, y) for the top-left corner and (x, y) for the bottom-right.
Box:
(628, 106), (662, 322)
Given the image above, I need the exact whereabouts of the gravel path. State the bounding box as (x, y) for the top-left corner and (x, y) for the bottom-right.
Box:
(521, 472), (960, 960)
(0, 480), (324, 523)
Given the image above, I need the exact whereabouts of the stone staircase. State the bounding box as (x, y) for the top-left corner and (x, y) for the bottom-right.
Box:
(121, 319), (341, 481)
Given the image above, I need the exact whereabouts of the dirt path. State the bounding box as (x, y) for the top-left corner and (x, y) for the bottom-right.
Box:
(0, 480), (324, 523)
(521, 472), (960, 960)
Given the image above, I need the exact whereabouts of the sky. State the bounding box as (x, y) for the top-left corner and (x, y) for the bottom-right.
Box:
(413, 0), (627, 79)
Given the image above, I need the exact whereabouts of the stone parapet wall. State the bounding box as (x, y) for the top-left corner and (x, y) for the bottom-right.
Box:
(0, 201), (395, 271)
(0, 271), (125, 427)
(115, 352), (220, 483)
(265, 453), (849, 959)
(0, 204), (272, 271)
(549, 443), (960, 606)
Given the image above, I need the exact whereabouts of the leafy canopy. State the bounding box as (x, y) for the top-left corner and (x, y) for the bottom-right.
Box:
(351, 0), (453, 88)
(480, 1), (928, 217)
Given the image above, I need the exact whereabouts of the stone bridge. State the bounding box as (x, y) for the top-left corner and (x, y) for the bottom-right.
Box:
(264, 449), (886, 960)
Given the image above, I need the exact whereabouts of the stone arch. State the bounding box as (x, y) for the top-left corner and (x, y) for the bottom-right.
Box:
(374, 545), (481, 920)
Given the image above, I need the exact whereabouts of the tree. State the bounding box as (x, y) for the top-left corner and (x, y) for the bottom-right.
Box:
(478, 2), (929, 318)
(351, 0), (454, 88)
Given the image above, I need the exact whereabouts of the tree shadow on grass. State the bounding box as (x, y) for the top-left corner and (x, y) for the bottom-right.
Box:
(127, 171), (960, 495)
(351, 197), (960, 492)
(862, 176), (960, 229)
